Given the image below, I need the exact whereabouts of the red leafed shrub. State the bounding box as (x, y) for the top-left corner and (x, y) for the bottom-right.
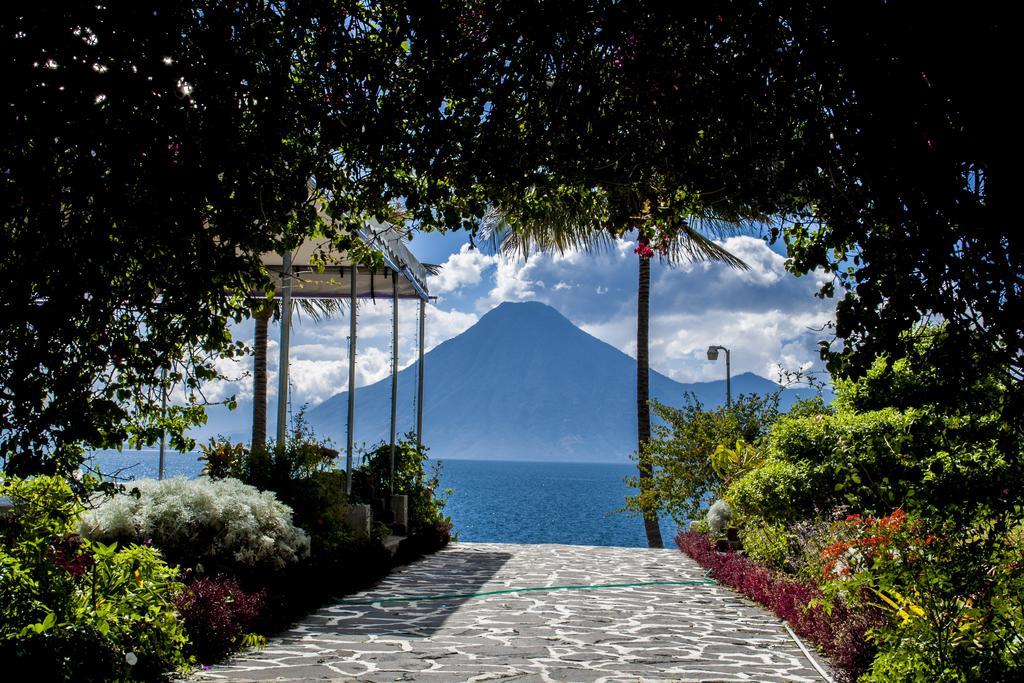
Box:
(677, 531), (883, 682)
(175, 576), (267, 663)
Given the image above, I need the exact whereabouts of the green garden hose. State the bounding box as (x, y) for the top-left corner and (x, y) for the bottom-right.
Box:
(333, 571), (717, 606)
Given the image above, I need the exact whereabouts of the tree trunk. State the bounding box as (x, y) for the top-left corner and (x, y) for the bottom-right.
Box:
(637, 254), (664, 548)
(251, 307), (273, 452)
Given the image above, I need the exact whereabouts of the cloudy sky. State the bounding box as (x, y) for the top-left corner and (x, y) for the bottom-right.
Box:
(199, 229), (836, 431)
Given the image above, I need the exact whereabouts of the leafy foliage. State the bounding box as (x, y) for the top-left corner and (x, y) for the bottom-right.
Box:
(709, 439), (765, 488)
(198, 438), (247, 480)
(353, 434), (451, 534)
(728, 332), (1021, 524)
(717, 330), (1024, 680)
(626, 393), (781, 523)
(175, 576), (266, 665)
(0, 1), (504, 479)
(0, 474), (189, 681)
(774, 8), (1019, 408)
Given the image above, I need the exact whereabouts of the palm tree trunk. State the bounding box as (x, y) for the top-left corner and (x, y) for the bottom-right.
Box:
(251, 307), (273, 452)
(637, 254), (664, 548)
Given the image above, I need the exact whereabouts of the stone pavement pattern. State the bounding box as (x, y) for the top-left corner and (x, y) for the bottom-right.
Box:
(192, 542), (829, 682)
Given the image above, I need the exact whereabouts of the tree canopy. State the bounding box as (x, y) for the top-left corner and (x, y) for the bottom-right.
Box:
(3, 1), (1017, 476)
(774, 5), (1018, 407)
(0, 2), (483, 475)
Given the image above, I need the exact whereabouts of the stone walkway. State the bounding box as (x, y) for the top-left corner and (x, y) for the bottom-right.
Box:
(191, 543), (831, 682)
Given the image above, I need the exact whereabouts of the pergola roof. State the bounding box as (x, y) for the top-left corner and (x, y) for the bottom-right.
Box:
(260, 220), (431, 301)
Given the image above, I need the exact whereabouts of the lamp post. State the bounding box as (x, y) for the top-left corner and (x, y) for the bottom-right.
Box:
(707, 345), (731, 408)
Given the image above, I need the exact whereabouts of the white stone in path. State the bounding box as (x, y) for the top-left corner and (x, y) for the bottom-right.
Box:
(190, 542), (832, 682)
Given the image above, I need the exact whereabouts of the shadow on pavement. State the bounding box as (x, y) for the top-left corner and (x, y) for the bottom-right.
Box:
(286, 545), (513, 638)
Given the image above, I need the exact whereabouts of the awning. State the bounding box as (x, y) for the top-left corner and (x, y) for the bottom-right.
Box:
(260, 220), (430, 301)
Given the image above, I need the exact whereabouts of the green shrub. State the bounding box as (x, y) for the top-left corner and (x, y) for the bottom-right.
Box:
(81, 477), (310, 577)
(726, 458), (811, 522)
(627, 392), (783, 523)
(736, 515), (842, 581)
(739, 520), (790, 572)
(771, 407), (1012, 520)
(0, 474), (189, 681)
(204, 411), (339, 492)
(710, 439), (765, 488)
(749, 330), (1021, 523)
(275, 469), (350, 537)
(198, 438), (247, 479)
(353, 435), (451, 533)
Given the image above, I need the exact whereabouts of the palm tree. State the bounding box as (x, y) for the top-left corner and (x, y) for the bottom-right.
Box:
(250, 297), (344, 451)
(490, 205), (747, 548)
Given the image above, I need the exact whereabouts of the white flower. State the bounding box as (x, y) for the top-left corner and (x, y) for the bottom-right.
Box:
(125, 652), (138, 666)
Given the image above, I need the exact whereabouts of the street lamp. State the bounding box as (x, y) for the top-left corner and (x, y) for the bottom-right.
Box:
(707, 345), (731, 408)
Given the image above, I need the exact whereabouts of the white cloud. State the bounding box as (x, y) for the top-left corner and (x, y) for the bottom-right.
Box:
(194, 232), (835, 417)
(428, 243), (496, 295)
(467, 234), (834, 384)
(481, 254), (540, 309)
(423, 305), (477, 351)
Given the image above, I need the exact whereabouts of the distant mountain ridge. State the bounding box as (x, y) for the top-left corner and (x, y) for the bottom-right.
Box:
(304, 301), (819, 463)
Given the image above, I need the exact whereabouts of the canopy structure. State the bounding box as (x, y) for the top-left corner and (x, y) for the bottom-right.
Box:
(259, 220), (432, 497)
(260, 221), (431, 301)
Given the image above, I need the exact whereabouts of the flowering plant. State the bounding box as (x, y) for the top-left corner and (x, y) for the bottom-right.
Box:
(820, 509), (913, 579)
(819, 510), (1024, 681)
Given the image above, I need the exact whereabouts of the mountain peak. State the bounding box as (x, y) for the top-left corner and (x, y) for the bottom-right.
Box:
(304, 301), (820, 462)
(482, 300), (570, 322)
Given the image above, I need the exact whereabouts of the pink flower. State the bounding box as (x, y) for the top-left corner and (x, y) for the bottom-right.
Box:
(634, 243), (654, 259)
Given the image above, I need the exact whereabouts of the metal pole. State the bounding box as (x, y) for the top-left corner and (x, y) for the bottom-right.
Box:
(276, 250), (293, 449)
(416, 299), (425, 453)
(725, 348), (732, 408)
(346, 264), (358, 495)
(389, 277), (398, 495)
(158, 366), (167, 480)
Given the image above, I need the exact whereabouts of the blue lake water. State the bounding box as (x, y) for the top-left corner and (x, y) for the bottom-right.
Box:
(86, 451), (678, 548)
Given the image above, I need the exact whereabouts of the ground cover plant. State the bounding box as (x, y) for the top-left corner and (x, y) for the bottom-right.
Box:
(174, 576), (267, 664)
(677, 530), (882, 681)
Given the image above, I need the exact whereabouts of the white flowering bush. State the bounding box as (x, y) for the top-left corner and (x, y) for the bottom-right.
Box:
(705, 499), (733, 535)
(81, 477), (310, 574)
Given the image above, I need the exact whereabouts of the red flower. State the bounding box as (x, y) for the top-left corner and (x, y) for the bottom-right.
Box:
(634, 243), (655, 259)
(48, 534), (94, 578)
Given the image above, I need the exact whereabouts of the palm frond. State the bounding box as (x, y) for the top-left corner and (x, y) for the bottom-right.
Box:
(663, 221), (749, 271)
(486, 201), (749, 271)
(485, 204), (613, 259)
(293, 297), (346, 323)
